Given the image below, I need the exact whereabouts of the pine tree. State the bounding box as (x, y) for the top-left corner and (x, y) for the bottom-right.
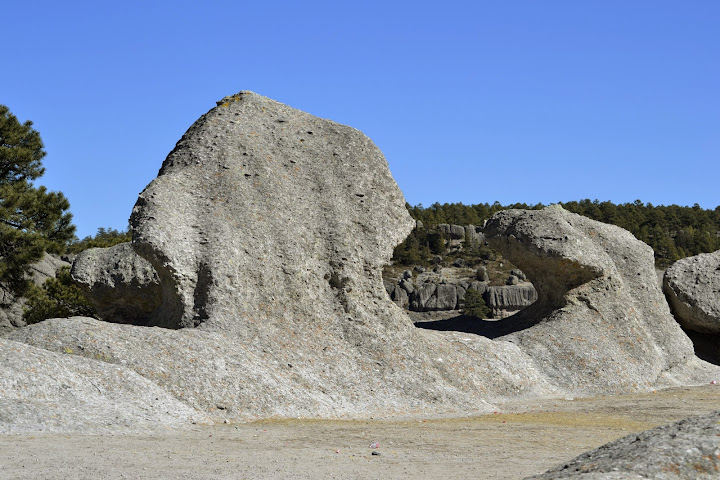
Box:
(463, 288), (491, 319)
(0, 105), (75, 300)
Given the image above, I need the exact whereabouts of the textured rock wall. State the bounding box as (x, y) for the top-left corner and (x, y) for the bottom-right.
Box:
(527, 410), (720, 479)
(485, 205), (716, 393)
(130, 91), (414, 334)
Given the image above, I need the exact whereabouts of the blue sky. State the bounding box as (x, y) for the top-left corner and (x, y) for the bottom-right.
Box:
(4, 1), (718, 238)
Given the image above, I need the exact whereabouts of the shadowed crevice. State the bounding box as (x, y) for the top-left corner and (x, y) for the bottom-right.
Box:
(683, 329), (720, 366)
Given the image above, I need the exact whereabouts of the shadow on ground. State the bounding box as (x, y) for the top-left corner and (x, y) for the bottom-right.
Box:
(413, 310), (542, 339)
(685, 330), (720, 366)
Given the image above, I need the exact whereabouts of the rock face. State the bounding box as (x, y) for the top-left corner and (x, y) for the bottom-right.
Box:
(129, 91), (413, 332)
(663, 251), (720, 333)
(0, 254), (70, 335)
(484, 205), (714, 392)
(527, 410), (720, 479)
(437, 223), (485, 244)
(71, 242), (162, 325)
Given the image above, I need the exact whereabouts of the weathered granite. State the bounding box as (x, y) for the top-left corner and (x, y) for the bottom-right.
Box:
(485, 205), (717, 393)
(5, 96), (718, 433)
(71, 242), (162, 325)
(663, 251), (720, 333)
(0, 334), (203, 433)
(129, 91), (414, 333)
(527, 410), (720, 479)
(6, 92), (560, 426)
(10, 316), (556, 424)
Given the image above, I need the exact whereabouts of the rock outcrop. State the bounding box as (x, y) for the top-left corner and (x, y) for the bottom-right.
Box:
(437, 223), (485, 244)
(4, 92), (560, 429)
(527, 410), (720, 479)
(484, 205), (715, 392)
(71, 242), (162, 325)
(129, 91), (414, 332)
(385, 275), (537, 316)
(663, 251), (720, 333)
(0, 254), (70, 335)
(3, 95), (718, 433)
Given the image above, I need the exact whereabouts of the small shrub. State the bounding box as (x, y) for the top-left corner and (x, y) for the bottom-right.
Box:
(462, 288), (491, 319)
(23, 267), (96, 324)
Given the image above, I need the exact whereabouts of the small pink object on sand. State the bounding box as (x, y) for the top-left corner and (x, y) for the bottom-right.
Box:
(711, 380), (717, 385)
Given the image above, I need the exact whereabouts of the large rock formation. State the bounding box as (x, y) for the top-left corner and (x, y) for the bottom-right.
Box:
(3, 94), (718, 432)
(71, 242), (162, 325)
(663, 251), (720, 334)
(4, 92), (560, 429)
(129, 91), (414, 333)
(527, 410), (720, 479)
(484, 205), (715, 392)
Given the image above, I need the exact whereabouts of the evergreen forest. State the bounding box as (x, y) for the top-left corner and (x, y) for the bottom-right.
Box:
(397, 200), (720, 269)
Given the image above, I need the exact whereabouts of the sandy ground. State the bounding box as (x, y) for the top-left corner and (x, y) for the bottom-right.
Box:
(2, 385), (719, 480)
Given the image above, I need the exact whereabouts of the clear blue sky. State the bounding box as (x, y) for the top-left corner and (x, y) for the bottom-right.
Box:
(4, 1), (718, 238)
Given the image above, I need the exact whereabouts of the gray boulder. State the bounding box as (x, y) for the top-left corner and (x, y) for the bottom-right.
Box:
(427, 284), (458, 310)
(129, 91), (414, 332)
(483, 284), (537, 313)
(527, 410), (720, 479)
(485, 205), (716, 393)
(510, 268), (526, 281)
(71, 243), (162, 325)
(399, 278), (414, 294)
(410, 283), (438, 311)
(6, 96), (718, 431)
(464, 225), (484, 245)
(663, 251), (720, 333)
(386, 282), (410, 309)
(437, 224), (465, 240)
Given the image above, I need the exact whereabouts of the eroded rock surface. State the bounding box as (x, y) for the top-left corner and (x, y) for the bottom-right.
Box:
(663, 251), (720, 333)
(4, 95), (718, 433)
(0, 333), (202, 433)
(71, 242), (162, 325)
(130, 91), (413, 333)
(527, 410), (720, 479)
(4, 92), (561, 429)
(485, 205), (716, 393)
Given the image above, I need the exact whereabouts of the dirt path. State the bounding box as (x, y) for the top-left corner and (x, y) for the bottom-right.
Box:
(2, 385), (718, 480)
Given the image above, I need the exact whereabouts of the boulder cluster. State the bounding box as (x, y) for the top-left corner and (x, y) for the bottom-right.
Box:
(385, 268), (537, 315)
(1, 91), (719, 436)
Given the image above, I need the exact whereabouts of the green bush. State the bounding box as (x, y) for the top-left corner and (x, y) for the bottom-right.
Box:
(462, 288), (491, 319)
(23, 267), (96, 324)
